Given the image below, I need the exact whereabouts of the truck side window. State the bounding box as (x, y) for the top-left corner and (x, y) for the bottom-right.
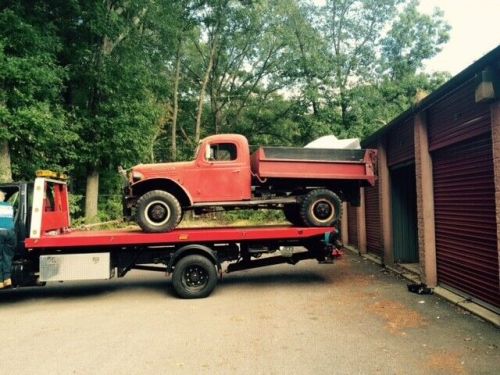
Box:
(7, 191), (19, 215)
(209, 143), (237, 161)
(4, 187), (19, 222)
(44, 183), (55, 212)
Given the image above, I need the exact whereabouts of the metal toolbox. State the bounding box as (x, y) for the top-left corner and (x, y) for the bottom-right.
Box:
(40, 253), (111, 282)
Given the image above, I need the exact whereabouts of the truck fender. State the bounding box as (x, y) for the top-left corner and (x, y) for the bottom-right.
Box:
(167, 244), (221, 273)
(131, 178), (193, 207)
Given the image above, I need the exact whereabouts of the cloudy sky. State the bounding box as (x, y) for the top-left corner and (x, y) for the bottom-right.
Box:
(419, 0), (500, 75)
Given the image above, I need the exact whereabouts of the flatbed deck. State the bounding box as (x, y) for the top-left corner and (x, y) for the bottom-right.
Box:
(25, 226), (334, 249)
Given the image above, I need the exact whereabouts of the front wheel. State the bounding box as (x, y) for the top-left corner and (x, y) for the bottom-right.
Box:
(136, 190), (182, 233)
(172, 255), (218, 299)
(299, 189), (342, 227)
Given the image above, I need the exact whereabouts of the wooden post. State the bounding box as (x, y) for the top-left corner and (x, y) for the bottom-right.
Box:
(378, 138), (393, 265)
(358, 188), (367, 254)
(414, 112), (437, 286)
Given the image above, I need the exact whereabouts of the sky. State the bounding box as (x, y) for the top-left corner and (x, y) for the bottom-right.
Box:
(419, 0), (500, 75)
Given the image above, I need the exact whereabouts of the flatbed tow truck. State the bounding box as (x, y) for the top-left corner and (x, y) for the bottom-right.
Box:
(1, 173), (340, 298)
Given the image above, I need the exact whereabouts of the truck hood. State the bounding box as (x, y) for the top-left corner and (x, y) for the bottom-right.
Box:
(131, 161), (195, 179)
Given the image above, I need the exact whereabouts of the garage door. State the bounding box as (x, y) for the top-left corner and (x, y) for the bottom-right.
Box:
(433, 134), (499, 308)
(364, 184), (382, 256)
(347, 204), (358, 248)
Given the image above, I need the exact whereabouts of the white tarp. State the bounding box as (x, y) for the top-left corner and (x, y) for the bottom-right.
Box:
(305, 135), (361, 150)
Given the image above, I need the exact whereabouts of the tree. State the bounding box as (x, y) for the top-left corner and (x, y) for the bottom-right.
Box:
(309, 0), (451, 136)
(0, 1), (76, 183)
(54, 0), (181, 221)
(348, 71), (450, 138)
(380, 0), (451, 80)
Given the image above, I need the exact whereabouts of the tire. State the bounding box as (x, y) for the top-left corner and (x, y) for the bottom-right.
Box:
(136, 190), (182, 233)
(172, 255), (217, 299)
(299, 189), (342, 227)
(283, 204), (304, 226)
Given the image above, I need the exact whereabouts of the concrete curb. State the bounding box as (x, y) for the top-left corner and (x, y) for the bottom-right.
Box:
(433, 287), (500, 328)
(342, 245), (500, 328)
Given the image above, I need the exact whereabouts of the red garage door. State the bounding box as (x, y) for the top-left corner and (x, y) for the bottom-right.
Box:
(347, 204), (358, 248)
(433, 134), (499, 308)
(364, 184), (382, 256)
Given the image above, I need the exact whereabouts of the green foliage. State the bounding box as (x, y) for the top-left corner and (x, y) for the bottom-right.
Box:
(0, 2), (77, 180)
(380, 0), (451, 79)
(220, 209), (286, 225)
(68, 193), (83, 217)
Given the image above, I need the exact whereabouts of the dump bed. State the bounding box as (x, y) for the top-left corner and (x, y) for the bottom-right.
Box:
(250, 147), (377, 185)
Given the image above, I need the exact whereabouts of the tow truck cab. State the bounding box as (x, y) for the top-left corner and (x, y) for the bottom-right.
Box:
(0, 181), (32, 255)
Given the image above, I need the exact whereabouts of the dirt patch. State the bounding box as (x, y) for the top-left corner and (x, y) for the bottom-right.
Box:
(427, 351), (467, 375)
(367, 299), (427, 335)
(326, 258), (377, 285)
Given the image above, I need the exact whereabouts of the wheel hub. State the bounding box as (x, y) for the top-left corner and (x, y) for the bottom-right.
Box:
(184, 266), (207, 287)
(314, 201), (333, 220)
(144, 200), (171, 226)
(150, 204), (166, 221)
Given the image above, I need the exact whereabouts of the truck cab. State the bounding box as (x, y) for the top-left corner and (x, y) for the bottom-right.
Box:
(190, 134), (252, 202)
(128, 134), (252, 204)
(0, 181), (32, 255)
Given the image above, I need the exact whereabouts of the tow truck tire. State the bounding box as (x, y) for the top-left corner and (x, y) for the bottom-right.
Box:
(172, 255), (217, 299)
(299, 189), (341, 227)
(283, 204), (304, 226)
(136, 190), (182, 233)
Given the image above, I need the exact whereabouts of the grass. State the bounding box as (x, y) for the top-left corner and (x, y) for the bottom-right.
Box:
(73, 210), (289, 231)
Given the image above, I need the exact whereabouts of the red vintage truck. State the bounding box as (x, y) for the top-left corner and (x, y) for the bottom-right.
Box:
(124, 134), (376, 232)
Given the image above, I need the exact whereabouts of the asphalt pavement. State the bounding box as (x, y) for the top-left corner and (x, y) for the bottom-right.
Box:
(0, 251), (499, 374)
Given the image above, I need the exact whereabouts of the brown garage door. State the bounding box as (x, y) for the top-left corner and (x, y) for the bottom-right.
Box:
(387, 118), (415, 167)
(364, 184), (382, 256)
(347, 204), (358, 248)
(433, 134), (499, 308)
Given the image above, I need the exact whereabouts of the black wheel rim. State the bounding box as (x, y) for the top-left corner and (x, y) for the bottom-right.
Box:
(312, 199), (334, 222)
(182, 265), (209, 290)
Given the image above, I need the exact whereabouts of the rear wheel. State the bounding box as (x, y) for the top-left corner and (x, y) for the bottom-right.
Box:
(299, 189), (342, 227)
(172, 255), (217, 299)
(136, 190), (182, 233)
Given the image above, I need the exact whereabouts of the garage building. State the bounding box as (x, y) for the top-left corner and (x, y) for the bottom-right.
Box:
(342, 45), (500, 312)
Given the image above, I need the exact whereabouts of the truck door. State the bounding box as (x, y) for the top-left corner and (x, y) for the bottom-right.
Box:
(197, 141), (251, 201)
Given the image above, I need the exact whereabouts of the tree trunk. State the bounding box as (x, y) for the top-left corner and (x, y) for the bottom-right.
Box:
(195, 40), (217, 143)
(340, 90), (349, 130)
(85, 169), (99, 223)
(171, 42), (182, 161)
(0, 141), (12, 183)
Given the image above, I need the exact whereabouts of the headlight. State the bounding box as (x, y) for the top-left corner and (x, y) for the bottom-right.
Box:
(131, 171), (144, 182)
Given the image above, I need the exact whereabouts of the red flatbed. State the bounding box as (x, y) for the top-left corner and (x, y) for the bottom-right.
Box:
(26, 226), (333, 249)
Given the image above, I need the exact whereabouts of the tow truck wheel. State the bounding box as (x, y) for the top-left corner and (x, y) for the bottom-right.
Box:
(283, 204), (304, 226)
(172, 255), (217, 299)
(136, 190), (182, 233)
(299, 189), (341, 227)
